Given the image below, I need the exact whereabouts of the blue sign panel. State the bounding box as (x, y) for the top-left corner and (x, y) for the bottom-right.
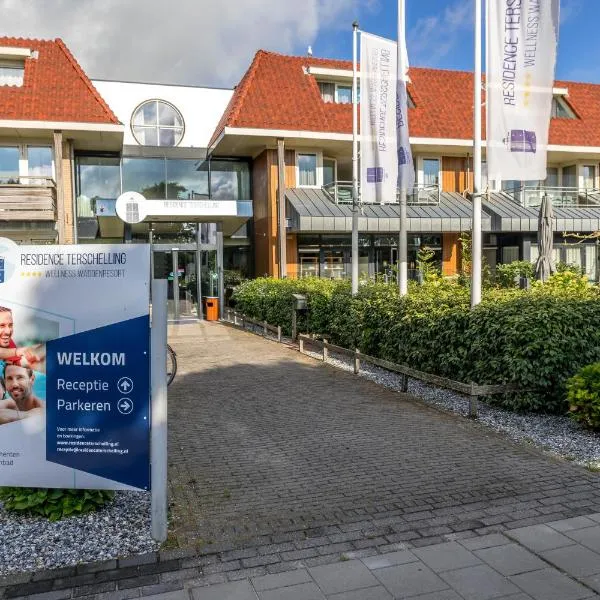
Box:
(45, 315), (150, 490)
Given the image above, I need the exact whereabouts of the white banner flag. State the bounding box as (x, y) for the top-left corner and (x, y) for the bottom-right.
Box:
(397, 0), (415, 192)
(487, 0), (560, 183)
(360, 32), (398, 204)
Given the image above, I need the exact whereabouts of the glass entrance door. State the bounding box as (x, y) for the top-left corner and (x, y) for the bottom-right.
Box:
(153, 250), (176, 320)
(153, 248), (199, 321)
(176, 251), (198, 320)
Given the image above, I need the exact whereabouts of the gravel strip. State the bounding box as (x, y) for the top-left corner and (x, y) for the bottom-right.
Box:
(0, 491), (159, 575)
(303, 347), (600, 468)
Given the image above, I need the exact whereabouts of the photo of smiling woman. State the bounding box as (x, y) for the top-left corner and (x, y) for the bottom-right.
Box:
(0, 307), (47, 426)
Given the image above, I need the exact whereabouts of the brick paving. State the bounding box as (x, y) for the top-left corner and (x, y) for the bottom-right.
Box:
(1, 321), (600, 599)
(166, 322), (600, 552)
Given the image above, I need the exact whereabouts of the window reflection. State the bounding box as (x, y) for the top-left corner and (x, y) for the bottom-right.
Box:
(27, 147), (53, 179)
(151, 222), (197, 244)
(210, 160), (250, 200)
(0, 147), (19, 183)
(75, 155), (122, 240)
(76, 156), (120, 217)
(166, 159), (208, 199)
(122, 157), (166, 199)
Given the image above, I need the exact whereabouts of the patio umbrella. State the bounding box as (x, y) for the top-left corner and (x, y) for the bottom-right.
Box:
(535, 193), (556, 282)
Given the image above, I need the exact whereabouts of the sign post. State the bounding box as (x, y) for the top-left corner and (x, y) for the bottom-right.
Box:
(150, 279), (168, 542)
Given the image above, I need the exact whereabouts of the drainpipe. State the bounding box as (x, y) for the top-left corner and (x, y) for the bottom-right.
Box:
(277, 138), (287, 278)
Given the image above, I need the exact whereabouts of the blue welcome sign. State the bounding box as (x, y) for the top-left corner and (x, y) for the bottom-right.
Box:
(0, 240), (150, 491)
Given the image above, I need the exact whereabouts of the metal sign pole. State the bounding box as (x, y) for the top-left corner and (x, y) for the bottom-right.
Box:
(151, 278), (168, 542)
(351, 21), (360, 296)
(471, 0), (483, 307)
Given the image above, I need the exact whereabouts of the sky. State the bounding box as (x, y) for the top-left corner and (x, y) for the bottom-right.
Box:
(0, 0), (598, 88)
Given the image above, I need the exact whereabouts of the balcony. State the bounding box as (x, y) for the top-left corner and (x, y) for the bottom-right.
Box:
(322, 181), (441, 206)
(506, 186), (600, 208)
(0, 177), (57, 221)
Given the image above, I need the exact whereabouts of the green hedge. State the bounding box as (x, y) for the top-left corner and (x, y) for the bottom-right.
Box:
(233, 275), (600, 414)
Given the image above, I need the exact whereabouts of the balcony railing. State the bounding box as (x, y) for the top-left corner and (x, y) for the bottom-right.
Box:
(505, 186), (600, 208)
(0, 177), (57, 221)
(322, 181), (441, 206)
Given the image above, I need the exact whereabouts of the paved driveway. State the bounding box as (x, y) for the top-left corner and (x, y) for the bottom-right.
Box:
(167, 322), (600, 557)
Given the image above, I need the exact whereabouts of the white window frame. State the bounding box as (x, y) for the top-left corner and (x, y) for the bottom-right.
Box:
(561, 164), (578, 188)
(322, 156), (337, 186)
(335, 83), (353, 104)
(580, 164), (598, 190)
(131, 99), (185, 147)
(317, 80), (359, 104)
(0, 143), (54, 182)
(551, 96), (576, 119)
(416, 156), (441, 187)
(295, 150), (324, 188)
(0, 59), (25, 87)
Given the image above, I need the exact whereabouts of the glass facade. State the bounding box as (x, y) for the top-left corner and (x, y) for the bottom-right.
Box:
(210, 160), (250, 200)
(75, 155), (250, 242)
(295, 234), (442, 281)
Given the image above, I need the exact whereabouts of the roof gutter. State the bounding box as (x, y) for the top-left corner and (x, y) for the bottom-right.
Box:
(209, 128), (600, 155)
(0, 119), (124, 133)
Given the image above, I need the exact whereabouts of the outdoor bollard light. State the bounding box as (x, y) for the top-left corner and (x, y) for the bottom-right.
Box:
(291, 294), (307, 341)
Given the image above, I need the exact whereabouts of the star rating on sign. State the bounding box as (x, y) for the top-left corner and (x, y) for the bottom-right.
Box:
(20, 271), (43, 277)
(524, 73), (533, 108)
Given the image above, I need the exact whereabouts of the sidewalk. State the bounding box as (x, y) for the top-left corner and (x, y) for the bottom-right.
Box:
(185, 514), (600, 600)
(2, 514), (600, 599)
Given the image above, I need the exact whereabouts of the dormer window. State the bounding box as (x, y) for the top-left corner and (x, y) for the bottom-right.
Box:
(318, 81), (359, 104)
(551, 96), (576, 119)
(0, 60), (24, 87)
(0, 47), (33, 87)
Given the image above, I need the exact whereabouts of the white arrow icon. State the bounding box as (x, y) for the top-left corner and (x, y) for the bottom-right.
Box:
(117, 377), (134, 394)
(117, 398), (134, 415)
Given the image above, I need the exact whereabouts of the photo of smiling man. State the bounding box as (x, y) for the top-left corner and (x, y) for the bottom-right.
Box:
(0, 364), (45, 425)
(0, 306), (47, 426)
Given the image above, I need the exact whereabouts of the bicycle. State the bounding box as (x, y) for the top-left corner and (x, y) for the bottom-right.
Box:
(167, 344), (177, 386)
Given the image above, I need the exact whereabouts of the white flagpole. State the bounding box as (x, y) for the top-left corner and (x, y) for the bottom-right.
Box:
(351, 21), (359, 295)
(471, 0), (482, 307)
(398, 0), (408, 295)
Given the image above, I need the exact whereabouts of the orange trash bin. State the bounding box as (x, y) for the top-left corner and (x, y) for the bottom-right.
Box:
(204, 297), (219, 321)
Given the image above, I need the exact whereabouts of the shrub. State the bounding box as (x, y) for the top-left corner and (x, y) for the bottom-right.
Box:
(496, 261), (535, 288)
(232, 276), (600, 413)
(567, 363), (600, 430)
(0, 487), (114, 521)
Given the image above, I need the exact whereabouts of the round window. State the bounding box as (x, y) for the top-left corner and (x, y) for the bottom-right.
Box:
(131, 100), (184, 147)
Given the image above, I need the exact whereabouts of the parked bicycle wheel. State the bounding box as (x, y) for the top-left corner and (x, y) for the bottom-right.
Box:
(167, 344), (177, 386)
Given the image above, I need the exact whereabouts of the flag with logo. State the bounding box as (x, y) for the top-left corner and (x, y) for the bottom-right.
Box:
(397, 0), (415, 192)
(487, 0), (560, 182)
(360, 32), (398, 204)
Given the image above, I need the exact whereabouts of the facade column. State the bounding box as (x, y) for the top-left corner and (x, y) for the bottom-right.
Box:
(521, 237), (531, 262)
(53, 130), (66, 244)
(217, 222), (224, 319)
(196, 225), (203, 320)
(277, 138), (287, 278)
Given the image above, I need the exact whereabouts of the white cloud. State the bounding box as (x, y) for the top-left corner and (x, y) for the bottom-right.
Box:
(560, 0), (583, 24)
(407, 1), (473, 67)
(0, 0), (364, 86)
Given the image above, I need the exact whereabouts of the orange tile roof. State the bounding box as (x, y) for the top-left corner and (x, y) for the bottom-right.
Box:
(210, 50), (600, 149)
(0, 37), (119, 124)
